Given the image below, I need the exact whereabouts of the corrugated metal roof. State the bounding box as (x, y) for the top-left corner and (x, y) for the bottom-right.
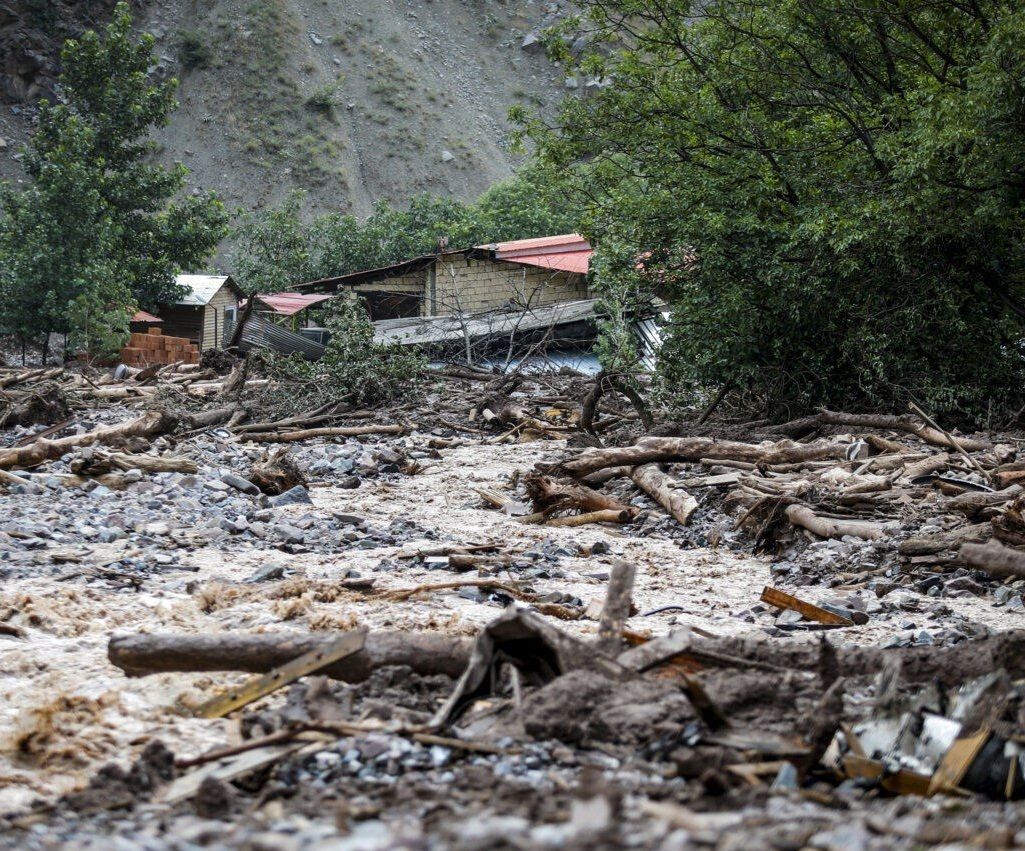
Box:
(253, 292), (335, 316)
(481, 233), (592, 275)
(175, 274), (233, 306)
(292, 235), (593, 294)
(131, 310), (162, 323)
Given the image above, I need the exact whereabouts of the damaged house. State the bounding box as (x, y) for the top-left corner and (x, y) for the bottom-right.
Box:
(293, 234), (594, 321)
(155, 275), (245, 352)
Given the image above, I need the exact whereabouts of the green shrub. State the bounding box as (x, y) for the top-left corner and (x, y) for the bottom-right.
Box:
(305, 83), (339, 115)
(269, 297), (426, 407)
(175, 30), (210, 69)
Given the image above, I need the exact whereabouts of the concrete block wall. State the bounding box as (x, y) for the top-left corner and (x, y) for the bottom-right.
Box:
(434, 257), (588, 315)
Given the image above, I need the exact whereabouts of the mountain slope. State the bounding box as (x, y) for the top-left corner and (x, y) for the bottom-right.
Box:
(0, 0), (572, 216)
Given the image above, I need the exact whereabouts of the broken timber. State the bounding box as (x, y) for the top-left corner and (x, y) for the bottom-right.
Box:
(194, 628), (367, 718)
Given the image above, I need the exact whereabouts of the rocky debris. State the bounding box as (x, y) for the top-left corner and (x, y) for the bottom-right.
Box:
(6, 364), (1025, 849)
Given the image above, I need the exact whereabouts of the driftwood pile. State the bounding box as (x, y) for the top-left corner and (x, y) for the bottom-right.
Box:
(103, 562), (1025, 809)
(0, 362), (406, 490)
(523, 406), (1025, 583)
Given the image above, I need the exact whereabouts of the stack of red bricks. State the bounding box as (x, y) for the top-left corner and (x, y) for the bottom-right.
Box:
(120, 328), (201, 366)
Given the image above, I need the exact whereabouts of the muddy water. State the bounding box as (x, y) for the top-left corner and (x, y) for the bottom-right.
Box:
(0, 439), (1016, 813)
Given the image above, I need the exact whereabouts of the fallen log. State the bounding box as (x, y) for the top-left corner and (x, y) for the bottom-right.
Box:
(784, 504), (885, 540)
(524, 473), (636, 517)
(109, 628), (1025, 688)
(816, 409), (991, 452)
(630, 463), (698, 525)
(898, 523), (991, 556)
(0, 366), (63, 388)
(0, 406), (236, 469)
(70, 450), (198, 476)
(545, 508), (633, 527)
(943, 486), (1023, 519)
(241, 424), (406, 442)
(109, 630), (473, 682)
(0, 409), (177, 470)
(960, 540), (1025, 580)
(559, 436), (850, 477)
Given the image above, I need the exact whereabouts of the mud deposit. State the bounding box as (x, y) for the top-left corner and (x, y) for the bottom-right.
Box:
(2, 408), (1025, 849)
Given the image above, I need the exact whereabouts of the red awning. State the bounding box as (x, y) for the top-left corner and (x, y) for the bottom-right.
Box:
(482, 234), (592, 275)
(131, 310), (163, 323)
(253, 292), (335, 316)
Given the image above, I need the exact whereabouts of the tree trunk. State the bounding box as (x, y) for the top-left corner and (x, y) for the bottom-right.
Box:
(109, 630), (473, 683)
(631, 463), (698, 525)
(558, 436), (849, 476)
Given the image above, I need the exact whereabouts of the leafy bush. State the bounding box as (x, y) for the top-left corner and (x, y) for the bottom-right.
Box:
(176, 30), (211, 69)
(268, 297), (426, 407)
(522, 0), (1025, 425)
(304, 83), (340, 115)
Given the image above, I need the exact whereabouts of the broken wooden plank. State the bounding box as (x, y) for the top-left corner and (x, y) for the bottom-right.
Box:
(596, 560), (636, 653)
(760, 586), (854, 627)
(928, 728), (991, 795)
(158, 739), (321, 804)
(194, 628), (368, 719)
(841, 754), (932, 796)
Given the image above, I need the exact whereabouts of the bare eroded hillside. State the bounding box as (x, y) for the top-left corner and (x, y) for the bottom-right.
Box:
(0, 0), (573, 216)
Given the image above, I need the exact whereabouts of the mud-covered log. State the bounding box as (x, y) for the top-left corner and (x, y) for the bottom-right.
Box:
(559, 436), (850, 477)
(108, 628), (1025, 689)
(524, 473), (636, 516)
(898, 523), (991, 555)
(960, 540), (1025, 580)
(816, 409), (991, 452)
(242, 424), (405, 443)
(784, 504), (885, 540)
(108, 630), (474, 682)
(0, 383), (70, 428)
(630, 463), (698, 525)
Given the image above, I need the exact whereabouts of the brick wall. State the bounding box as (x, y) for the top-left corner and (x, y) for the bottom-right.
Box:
(120, 328), (201, 366)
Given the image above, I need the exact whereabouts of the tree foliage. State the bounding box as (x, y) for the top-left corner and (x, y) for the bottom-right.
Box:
(267, 295), (426, 409)
(231, 165), (579, 293)
(0, 3), (227, 356)
(520, 0), (1025, 423)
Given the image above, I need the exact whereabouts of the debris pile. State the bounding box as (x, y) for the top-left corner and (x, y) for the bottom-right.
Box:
(4, 362), (1025, 848)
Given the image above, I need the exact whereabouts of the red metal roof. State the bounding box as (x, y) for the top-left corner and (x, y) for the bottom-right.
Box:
(480, 233), (592, 275)
(131, 310), (162, 323)
(253, 292), (335, 316)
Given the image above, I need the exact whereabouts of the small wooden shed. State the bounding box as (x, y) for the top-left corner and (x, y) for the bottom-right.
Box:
(157, 275), (244, 351)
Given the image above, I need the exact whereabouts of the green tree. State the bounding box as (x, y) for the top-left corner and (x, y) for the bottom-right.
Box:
(520, 0), (1025, 424)
(230, 167), (580, 291)
(232, 191), (317, 293)
(0, 3), (227, 357)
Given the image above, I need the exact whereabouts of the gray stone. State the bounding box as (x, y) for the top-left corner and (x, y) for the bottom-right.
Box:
(97, 527), (122, 543)
(441, 149), (456, 163)
(521, 32), (543, 53)
(221, 472), (259, 495)
(248, 562), (286, 582)
(268, 486), (312, 508)
(273, 524), (305, 544)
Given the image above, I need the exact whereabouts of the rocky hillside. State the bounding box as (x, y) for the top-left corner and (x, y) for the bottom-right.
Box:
(0, 0), (575, 216)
